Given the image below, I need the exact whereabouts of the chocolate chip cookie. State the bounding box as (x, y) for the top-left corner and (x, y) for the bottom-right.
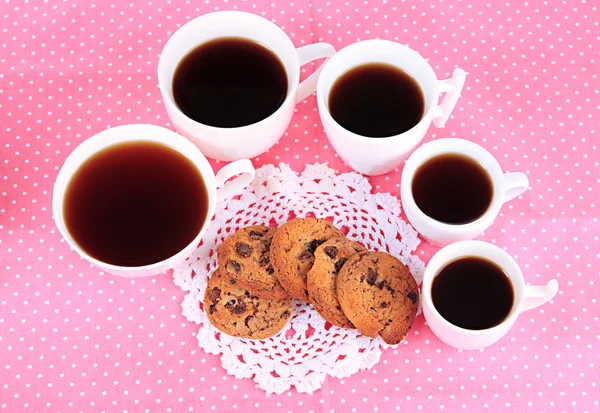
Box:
(306, 238), (366, 328)
(271, 218), (344, 301)
(217, 225), (289, 300)
(204, 269), (294, 339)
(336, 251), (419, 345)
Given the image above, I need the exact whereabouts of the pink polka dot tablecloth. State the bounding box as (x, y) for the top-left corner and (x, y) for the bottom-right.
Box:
(1, 0), (598, 411)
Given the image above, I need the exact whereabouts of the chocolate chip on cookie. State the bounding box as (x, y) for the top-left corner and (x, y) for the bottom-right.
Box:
(207, 287), (222, 303)
(324, 246), (338, 259)
(226, 260), (241, 274)
(248, 230), (265, 240)
(235, 242), (253, 257)
(334, 257), (348, 273)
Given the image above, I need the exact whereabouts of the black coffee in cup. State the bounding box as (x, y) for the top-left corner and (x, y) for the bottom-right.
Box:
(63, 141), (209, 267)
(328, 63), (425, 137)
(411, 153), (493, 224)
(432, 257), (514, 330)
(172, 37), (288, 128)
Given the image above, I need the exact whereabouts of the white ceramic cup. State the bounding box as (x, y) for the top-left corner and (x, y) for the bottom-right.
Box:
(422, 240), (559, 350)
(52, 124), (255, 278)
(158, 11), (336, 162)
(401, 138), (529, 246)
(316, 39), (466, 176)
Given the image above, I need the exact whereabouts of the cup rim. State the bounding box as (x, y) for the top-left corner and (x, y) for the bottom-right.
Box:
(316, 39), (438, 142)
(157, 10), (300, 132)
(52, 124), (215, 273)
(422, 240), (525, 336)
(400, 138), (505, 233)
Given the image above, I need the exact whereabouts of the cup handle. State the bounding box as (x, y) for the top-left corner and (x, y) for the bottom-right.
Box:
(432, 68), (466, 128)
(295, 43), (336, 103)
(215, 159), (255, 203)
(503, 172), (529, 203)
(521, 279), (559, 312)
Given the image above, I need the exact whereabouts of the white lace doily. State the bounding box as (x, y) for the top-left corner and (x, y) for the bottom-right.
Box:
(173, 163), (425, 395)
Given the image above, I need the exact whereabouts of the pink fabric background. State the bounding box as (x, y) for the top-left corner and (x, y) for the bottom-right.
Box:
(1, 0), (598, 411)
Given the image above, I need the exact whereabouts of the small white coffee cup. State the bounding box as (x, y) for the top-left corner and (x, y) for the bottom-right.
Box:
(52, 124), (255, 278)
(158, 11), (335, 162)
(316, 39), (466, 176)
(422, 240), (559, 350)
(401, 138), (529, 246)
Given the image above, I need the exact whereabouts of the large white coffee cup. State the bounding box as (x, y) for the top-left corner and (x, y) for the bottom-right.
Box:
(158, 11), (335, 162)
(401, 138), (529, 246)
(52, 124), (255, 278)
(316, 39), (466, 176)
(422, 241), (559, 350)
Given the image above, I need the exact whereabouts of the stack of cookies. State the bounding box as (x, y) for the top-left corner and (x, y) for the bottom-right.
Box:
(204, 218), (419, 344)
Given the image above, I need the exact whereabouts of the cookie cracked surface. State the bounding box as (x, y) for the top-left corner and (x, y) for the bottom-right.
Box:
(204, 269), (294, 339)
(336, 251), (419, 344)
